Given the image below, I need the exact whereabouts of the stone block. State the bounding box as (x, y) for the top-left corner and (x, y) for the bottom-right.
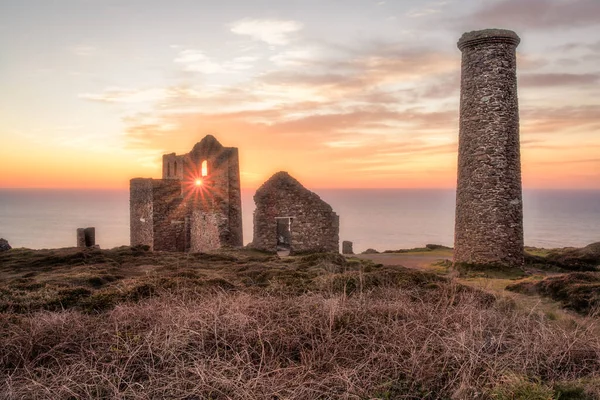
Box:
(76, 228), (86, 247)
(342, 241), (353, 254)
(84, 227), (95, 247)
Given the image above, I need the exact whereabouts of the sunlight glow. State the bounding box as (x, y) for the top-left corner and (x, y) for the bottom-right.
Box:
(201, 160), (208, 177)
(195, 179), (203, 186)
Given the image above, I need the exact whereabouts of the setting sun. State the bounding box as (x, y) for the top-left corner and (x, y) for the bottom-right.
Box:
(195, 179), (203, 186)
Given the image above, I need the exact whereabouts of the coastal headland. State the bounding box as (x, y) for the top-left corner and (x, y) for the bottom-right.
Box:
(1, 243), (599, 398)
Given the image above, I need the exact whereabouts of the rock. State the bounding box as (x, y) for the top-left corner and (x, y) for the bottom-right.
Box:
(581, 242), (600, 257)
(546, 242), (600, 271)
(362, 248), (379, 254)
(425, 244), (451, 250)
(0, 238), (11, 252)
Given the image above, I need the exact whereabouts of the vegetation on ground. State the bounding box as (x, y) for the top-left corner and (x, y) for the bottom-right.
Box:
(1, 246), (599, 399)
(507, 272), (600, 316)
(524, 243), (600, 273)
(382, 243), (453, 253)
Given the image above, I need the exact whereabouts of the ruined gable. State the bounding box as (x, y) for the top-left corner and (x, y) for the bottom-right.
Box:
(252, 171), (339, 254)
(130, 135), (243, 252)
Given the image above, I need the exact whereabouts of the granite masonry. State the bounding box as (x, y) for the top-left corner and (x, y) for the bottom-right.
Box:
(342, 241), (354, 255)
(130, 135), (243, 252)
(252, 171), (339, 254)
(76, 227), (96, 248)
(454, 29), (524, 267)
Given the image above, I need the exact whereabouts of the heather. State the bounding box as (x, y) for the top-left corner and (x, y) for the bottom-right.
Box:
(1, 247), (599, 399)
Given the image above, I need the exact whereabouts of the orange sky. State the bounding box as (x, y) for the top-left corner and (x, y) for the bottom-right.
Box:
(1, 0), (599, 190)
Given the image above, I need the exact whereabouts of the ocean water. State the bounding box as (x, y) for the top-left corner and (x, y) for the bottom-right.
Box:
(0, 189), (599, 253)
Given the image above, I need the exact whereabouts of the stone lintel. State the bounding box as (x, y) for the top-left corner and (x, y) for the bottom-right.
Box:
(457, 28), (520, 51)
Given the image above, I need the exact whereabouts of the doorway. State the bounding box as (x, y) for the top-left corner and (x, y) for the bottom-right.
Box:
(275, 217), (293, 256)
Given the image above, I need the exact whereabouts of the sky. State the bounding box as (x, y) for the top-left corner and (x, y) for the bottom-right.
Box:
(0, 0), (599, 189)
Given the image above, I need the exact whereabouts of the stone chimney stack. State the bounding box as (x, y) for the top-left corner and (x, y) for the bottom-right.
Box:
(454, 29), (524, 267)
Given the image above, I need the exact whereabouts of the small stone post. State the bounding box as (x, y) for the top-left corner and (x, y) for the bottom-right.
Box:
(84, 227), (96, 247)
(342, 241), (354, 255)
(77, 227), (96, 247)
(76, 228), (86, 247)
(454, 29), (524, 267)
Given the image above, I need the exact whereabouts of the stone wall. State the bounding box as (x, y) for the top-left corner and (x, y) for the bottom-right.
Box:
(190, 210), (225, 253)
(151, 179), (186, 252)
(130, 178), (154, 249)
(183, 136), (243, 248)
(454, 29), (524, 267)
(130, 135), (243, 252)
(162, 153), (185, 180)
(252, 171), (339, 254)
(226, 148), (244, 247)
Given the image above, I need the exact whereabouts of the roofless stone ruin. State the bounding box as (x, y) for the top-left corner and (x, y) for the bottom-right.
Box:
(76, 227), (96, 248)
(454, 29), (525, 267)
(130, 135), (243, 252)
(251, 171), (339, 255)
(129, 137), (340, 254)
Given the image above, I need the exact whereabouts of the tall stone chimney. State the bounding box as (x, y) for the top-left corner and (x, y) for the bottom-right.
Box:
(454, 29), (524, 267)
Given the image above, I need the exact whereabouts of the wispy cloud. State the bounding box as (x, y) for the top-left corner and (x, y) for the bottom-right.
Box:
(74, 13), (600, 188)
(521, 105), (600, 135)
(406, 1), (450, 18)
(69, 45), (97, 56)
(229, 18), (303, 45)
(174, 49), (225, 73)
(79, 87), (172, 103)
(468, 0), (600, 30)
(269, 48), (316, 66)
(173, 49), (258, 74)
(520, 73), (600, 87)
(110, 38), (463, 185)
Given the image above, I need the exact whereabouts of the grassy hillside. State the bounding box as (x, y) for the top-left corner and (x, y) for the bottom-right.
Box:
(1, 246), (599, 399)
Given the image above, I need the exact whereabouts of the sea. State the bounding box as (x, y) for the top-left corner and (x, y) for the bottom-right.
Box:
(0, 189), (599, 253)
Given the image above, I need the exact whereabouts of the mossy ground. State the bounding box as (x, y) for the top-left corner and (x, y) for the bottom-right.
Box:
(359, 245), (600, 319)
(1, 245), (599, 399)
(0, 246), (448, 314)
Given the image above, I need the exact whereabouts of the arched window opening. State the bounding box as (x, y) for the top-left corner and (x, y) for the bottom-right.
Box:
(167, 162), (171, 177)
(201, 160), (208, 177)
(174, 162), (178, 176)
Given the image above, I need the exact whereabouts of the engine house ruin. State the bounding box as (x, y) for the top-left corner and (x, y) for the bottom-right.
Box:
(251, 171), (339, 255)
(130, 135), (243, 252)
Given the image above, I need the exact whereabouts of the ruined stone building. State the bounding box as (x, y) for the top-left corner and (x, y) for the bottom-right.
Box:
(454, 29), (524, 266)
(130, 135), (243, 252)
(252, 171), (339, 254)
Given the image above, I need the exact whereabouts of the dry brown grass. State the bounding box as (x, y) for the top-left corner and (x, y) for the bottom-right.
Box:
(1, 248), (600, 399)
